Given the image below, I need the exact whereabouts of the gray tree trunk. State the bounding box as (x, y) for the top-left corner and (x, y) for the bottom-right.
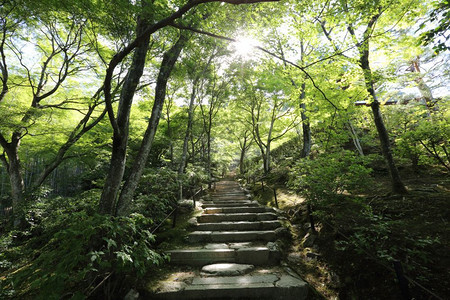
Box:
(179, 84), (197, 176)
(299, 83), (311, 158)
(98, 18), (151, 215)
(116, 32), (188, 216)
(360, 53), (407, 194)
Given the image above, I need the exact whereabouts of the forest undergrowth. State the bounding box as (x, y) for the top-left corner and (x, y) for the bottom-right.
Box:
(246, 161), (449, 300)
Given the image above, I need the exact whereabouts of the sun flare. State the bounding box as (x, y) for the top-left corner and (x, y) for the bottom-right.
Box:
(232, 36), (259, 59)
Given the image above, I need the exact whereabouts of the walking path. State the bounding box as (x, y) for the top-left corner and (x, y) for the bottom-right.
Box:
(150, 180), (308, 299)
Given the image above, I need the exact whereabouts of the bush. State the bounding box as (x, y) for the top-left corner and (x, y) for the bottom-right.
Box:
(288, 150), (373, 202)
(1, 192), (165, 299)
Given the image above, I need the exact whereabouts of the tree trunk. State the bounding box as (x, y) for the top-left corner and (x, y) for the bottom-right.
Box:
(264, 144), (271, 174)
(0, 134), (24, 225)
(299, 83), (311, 158)
(116, 32), (188, 216)
(6, 145), (24, 224)
(179, 85), (197, 175)
(360, 54), (407, 194)
(239, 135), (248, 174)
(98, 18), (151, 215)
(347, 120), (364, 156)
(206, 121), (212, 188)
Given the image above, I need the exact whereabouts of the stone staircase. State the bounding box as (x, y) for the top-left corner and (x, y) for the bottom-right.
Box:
(149, 180), (308, 300)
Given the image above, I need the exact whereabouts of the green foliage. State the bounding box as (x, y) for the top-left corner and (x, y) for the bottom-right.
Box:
(132, 167), (179, 221)
(419, 0), (450, 54)
(1, 192), (165, 299)
(288, 150), (373, 202)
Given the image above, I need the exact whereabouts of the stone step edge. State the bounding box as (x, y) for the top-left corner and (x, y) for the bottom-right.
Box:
(150, 274), (308, 300)
(167, 247), (280, 266)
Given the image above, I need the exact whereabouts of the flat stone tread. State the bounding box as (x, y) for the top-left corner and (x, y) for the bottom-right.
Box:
(185, 282), (275, 290)
(203, 207), (272, 214)
(201, 203), (260, 208)
(169, 242), (268, 250)
(192, 274), (279, 285)
(195, 220), (281, 231)
(169, 246), (269, 254)
(190, 230), (277, 235)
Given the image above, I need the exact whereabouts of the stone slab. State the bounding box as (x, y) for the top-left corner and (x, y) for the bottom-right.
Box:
(197, 212), (278, 223)
(201, 202), (259, 208)
(195, 220), (281, 231)
(236, 247), (270, 265)
(201, 263), (254, 276)
(204, 243), (229, 249)
(191, 274), (278, 285)
(168, 249), (235, 266)
(204, 207), (271, 214)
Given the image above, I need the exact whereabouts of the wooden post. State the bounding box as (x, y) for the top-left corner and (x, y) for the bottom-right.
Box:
(273, 188), (279, 209)
(307, 203), (317, 233)
(191, 187), (196, 207)
(393, 260), (411, 300)
(172, 207), (178, 228)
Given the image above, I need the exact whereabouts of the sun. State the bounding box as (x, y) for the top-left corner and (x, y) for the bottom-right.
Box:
(232, 36), (260, 59)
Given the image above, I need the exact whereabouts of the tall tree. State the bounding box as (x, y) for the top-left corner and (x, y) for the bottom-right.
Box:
(99, 0), (279, 214)
(116, 30), (189, 216)
(0, 5), (104, 222)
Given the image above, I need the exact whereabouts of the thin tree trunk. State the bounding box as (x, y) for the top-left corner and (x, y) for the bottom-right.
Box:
(98, 18), (151, 215)
(361, 56), (407, 194)
(116, 32), (188, 216)
(33, 108), (107, 188)
(179, 86), (197, 175)
(347, 120), (364, 156)
(207, 119), (212, 188)
(299, 83), (311, 158)
(349, 13), (407, 194)
(239, 135), (248, 174)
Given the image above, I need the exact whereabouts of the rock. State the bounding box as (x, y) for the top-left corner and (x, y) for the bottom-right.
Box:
(178, 199), (194, 209)
(275, 274), (307, 288)
(187, 217), (197, 227)
(155, 281), (187, 293)
(204, 243), (229, 249)
(124, 289), (139, 300)
(306, 252), (321, 260)
(201, 263), (254, 276)
(266, 242), (278, 251)
(287, 252), (303, 264)
(275, 226), (289, 238)
(327, 271), (341, 288)
(302, 232), (317, 247)
(229, 242), (252, 249)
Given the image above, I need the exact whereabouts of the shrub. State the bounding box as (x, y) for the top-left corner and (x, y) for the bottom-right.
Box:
(1, 191), (165, 299)
(288, 150), (373, 202)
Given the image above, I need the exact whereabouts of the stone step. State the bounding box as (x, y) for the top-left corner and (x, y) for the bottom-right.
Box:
(196, 220), (281, 231)
(197, 212), (278, 223)
(202, 199), (252, 204)
(168, 246), (279, 266)
(188, 230), (278, 243)
(204, 207), (272, 214)
(150, 271), (308, 300)
(201, 202), (259, 208)
(207, 196), (250, 201)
